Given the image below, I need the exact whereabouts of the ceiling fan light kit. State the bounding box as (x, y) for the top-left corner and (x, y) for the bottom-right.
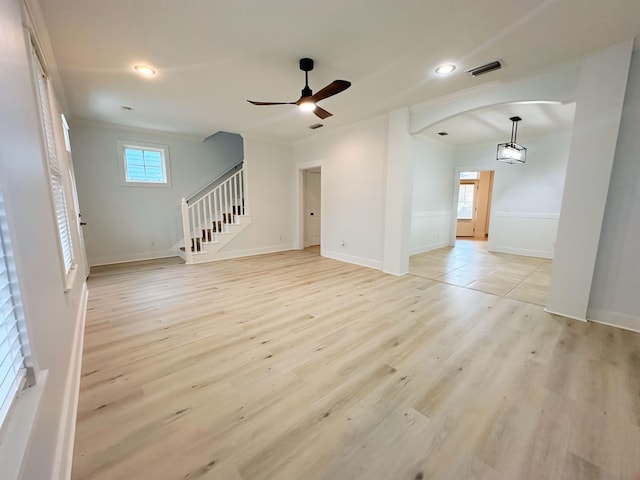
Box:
(497, 116), (526, 164)
(247, 57), (351, 120)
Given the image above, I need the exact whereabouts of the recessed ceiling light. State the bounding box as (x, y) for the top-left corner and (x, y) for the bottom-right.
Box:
(435, 64), (456, 75)
(133, 64), (157, 76)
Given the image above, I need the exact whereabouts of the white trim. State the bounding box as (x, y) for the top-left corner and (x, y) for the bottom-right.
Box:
(322, 249), (383, 271)
(543, 307), (587, 322)
(116, 140), (172, 187)
(0, 369), (49, 480)
(90, 252), (179, 267)
(22, 0), (69, 111)
(51, 282), (88, 480)
(449, 166), (490, 245)
(63, 263), (78, 293)
(491, 211), (560, 219)
(490, 245), (553, 259)
(411, 210), (451, 219)
(586, 308), (640, 333)
(296, 160), (324, 250)
(201, 244), (297, 262)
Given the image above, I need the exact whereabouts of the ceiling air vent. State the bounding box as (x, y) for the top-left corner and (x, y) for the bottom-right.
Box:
(467, 60), (502, 77)
(309, 123), (324, 130)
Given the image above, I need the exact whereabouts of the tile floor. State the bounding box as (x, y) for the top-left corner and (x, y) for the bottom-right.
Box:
(409, 238), (552, 306)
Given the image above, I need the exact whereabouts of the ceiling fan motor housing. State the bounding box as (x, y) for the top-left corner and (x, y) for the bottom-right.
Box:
(299, 58), (314, 72)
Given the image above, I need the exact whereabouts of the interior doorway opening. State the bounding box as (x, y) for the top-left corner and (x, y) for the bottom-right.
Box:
(303, 167), (321, 249)
(455, 170), (494, 242)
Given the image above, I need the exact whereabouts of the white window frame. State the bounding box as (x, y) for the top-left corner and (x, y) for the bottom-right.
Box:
(118, 141), (172, 187)
(32, 45), (77, 290)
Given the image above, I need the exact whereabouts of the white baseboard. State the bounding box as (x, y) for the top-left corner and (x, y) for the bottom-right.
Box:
(50, 282), (88, 480)
(543, 307), (587, 322)
(322, 249), (382, 271)
(586, 308), (640, 333)
(490, 245), (554, 259)
(90, 252), (179, 267)
(205, 243), (297, 262)
(410, 241), (450, 256)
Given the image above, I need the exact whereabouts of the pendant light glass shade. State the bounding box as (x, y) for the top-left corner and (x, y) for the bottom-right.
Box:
(497, 116), (526, 164)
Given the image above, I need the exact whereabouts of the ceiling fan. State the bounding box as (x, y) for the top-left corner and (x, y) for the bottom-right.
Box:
(247, 58), (351, 120)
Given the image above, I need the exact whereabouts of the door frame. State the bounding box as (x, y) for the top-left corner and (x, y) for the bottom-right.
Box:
(296, 160), (324, 251)
(449, 165), (494, 246)
(455, 179), (480, 237)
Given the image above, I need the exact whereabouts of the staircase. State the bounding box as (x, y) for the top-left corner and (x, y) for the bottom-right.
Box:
(178, 167), (252, 264)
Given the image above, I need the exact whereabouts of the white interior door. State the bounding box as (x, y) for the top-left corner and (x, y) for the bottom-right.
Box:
(305, 170), (321, 247)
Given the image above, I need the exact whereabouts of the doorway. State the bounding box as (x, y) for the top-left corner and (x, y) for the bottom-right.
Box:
(455, 170), (494, 240)
(303, 168), (321, 248)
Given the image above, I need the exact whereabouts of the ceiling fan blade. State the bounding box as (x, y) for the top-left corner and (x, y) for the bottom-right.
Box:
(247, 100), (296, 106)
(314, 106), (333, 119)
(311, 80), (351, 102)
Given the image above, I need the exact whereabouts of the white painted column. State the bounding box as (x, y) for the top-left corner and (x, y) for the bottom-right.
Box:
(546, 40), (634, 321)
(383, 108), (414, 275)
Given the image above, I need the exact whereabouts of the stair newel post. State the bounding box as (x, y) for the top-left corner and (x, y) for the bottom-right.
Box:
(181, 198), (193, 264)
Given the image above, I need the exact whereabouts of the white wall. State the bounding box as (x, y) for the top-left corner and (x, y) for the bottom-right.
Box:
(70, 121), (243, 265)
(0, 0), (87, 477)
(293, 116), (388, 270)
(589, 47), (640, 331)
(547, 41), (634, 321)
(452, 130), (572, 258)
(213, 137), (296, 258)
(410, 135), (455, 255)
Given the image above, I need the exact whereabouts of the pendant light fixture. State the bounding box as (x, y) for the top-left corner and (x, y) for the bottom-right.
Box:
(497, 116), (526, 164)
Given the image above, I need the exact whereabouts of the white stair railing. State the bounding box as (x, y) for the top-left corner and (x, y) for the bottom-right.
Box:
(181, 167), (246, 263)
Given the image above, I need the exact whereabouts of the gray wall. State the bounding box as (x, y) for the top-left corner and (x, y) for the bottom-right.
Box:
(589, 48), (640, 331)
(70, 122), (243, 265)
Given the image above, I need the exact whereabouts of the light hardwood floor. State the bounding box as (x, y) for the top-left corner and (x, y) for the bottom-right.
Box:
(73, 249), (640, 480)
(410, 239), (552, 306)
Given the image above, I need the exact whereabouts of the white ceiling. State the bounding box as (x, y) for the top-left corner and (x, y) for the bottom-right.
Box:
(422, 101), (576, 146)
(37, 0), (640, 142)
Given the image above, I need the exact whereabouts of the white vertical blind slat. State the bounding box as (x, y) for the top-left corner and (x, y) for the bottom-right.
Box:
(34, 49), (74, 274)
(0, 193), (27, 427)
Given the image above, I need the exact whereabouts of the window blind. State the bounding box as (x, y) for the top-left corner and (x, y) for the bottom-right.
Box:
(34, 50), (74, 274)
(0, 193), (26, 427)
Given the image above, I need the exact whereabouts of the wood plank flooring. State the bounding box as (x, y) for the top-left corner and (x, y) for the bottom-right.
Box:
(73, 249), (640, 480)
